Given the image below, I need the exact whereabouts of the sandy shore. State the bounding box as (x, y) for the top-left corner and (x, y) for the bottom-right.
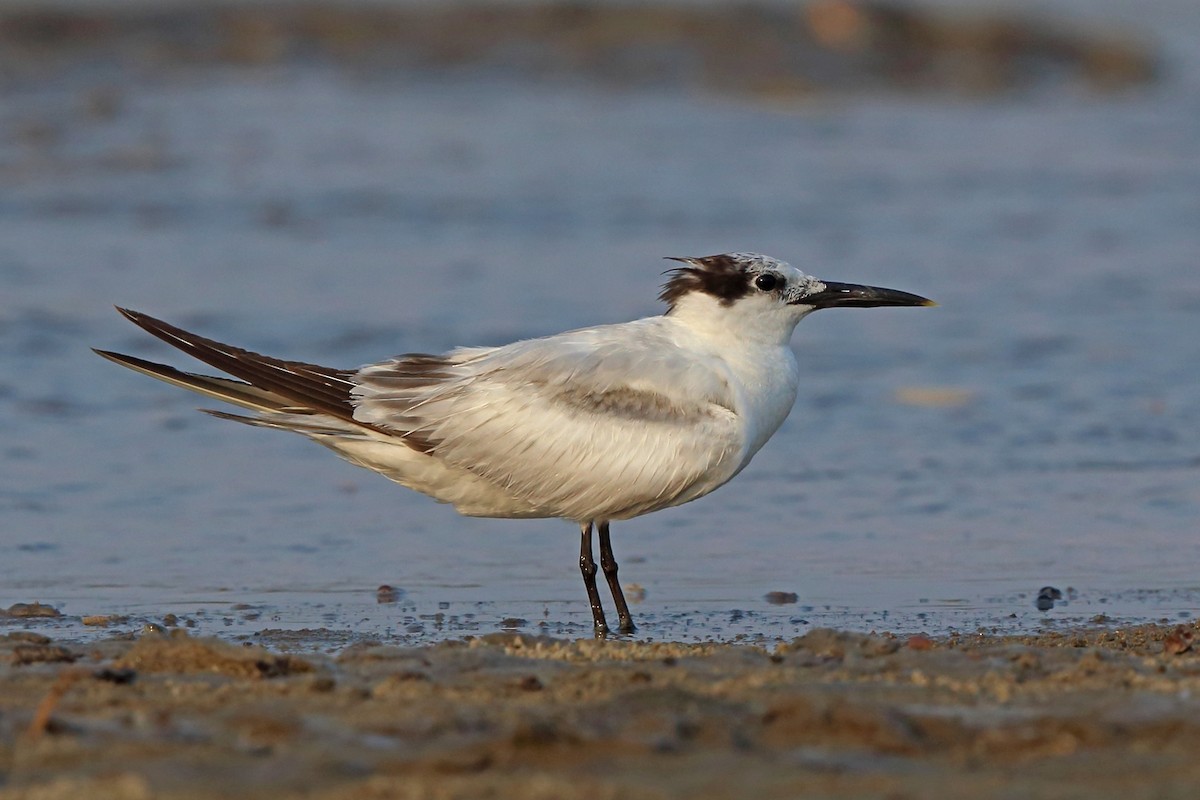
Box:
(0, 1), (1155, 95)
(3, 622), (1199, 798)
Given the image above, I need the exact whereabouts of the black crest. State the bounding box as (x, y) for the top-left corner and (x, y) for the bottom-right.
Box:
(659, 254), (754, 310)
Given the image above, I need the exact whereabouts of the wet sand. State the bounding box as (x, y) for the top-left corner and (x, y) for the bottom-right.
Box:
(4, 623), (1200, 798)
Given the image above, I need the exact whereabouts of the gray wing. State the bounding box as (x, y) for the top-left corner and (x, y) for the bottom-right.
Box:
(352, 319), (746, 521)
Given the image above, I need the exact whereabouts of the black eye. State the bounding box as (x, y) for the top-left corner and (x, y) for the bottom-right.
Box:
(754, 273), (778, 292)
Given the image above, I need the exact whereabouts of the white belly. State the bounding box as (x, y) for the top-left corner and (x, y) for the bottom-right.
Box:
(319, 437), (552, 518)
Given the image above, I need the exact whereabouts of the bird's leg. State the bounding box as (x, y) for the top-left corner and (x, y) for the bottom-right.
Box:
(579, 521), (609, 636)
(598, 521), (635, 633)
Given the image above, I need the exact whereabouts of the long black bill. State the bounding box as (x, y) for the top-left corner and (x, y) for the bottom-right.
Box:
(795, 282), (936, 309)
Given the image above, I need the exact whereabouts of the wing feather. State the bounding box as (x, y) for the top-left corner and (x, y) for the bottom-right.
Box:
(352, 318), (745, 520)
(112, 307), (367, 428)
(93, 349), (296, 414)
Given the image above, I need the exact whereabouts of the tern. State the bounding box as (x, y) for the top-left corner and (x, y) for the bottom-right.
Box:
(95, 253), (933, 635)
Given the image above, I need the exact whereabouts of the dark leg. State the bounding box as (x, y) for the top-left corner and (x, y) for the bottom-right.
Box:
(598, 521), (635, 633)
(579, 521), (609, 635)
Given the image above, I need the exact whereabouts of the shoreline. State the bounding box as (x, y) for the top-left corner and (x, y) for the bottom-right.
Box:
(4, 621), (1200, 798)
(0, 0), (1156, 95)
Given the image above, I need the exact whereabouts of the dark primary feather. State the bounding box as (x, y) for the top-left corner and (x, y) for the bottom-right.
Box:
(92, 348), (298, 413)
(113, 307), (361, 426)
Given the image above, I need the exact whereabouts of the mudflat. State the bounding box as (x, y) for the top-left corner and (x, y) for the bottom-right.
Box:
(3, 623), (1199, 799)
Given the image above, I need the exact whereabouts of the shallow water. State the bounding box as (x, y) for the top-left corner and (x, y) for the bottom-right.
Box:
(2, 2), (1200, 647)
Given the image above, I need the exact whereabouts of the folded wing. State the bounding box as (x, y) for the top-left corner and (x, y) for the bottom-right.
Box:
(353, 320), (745, 521)
(101, 310), (747, 521)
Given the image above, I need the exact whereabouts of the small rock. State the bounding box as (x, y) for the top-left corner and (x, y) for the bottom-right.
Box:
(1163, 626), (1194, 655)
(308, 676), (337, 692)
(93, 667), (137, 685)
(1035, 586), (1063, 611)
(906, 634), (935, 651)
(376, 585), (402, 604)
(2, 602), (62, 618)
(12, 644), (77, 666)
(517, 675), (543, 691)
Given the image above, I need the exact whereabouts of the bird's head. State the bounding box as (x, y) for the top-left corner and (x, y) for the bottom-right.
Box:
(660, 253), (934, 345)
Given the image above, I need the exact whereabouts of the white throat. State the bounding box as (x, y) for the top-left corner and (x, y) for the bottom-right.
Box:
(665, 292), (805, 459)
(667, 291), (811, 348)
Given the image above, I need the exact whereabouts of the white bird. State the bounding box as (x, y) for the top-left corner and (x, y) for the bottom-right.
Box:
(95, 253), (933, 634)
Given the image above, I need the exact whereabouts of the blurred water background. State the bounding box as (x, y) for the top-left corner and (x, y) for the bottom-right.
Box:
(1, 0), (1198, 646)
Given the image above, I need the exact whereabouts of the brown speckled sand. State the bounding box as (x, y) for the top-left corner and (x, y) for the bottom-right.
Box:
(3, 624), (1200, 799)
